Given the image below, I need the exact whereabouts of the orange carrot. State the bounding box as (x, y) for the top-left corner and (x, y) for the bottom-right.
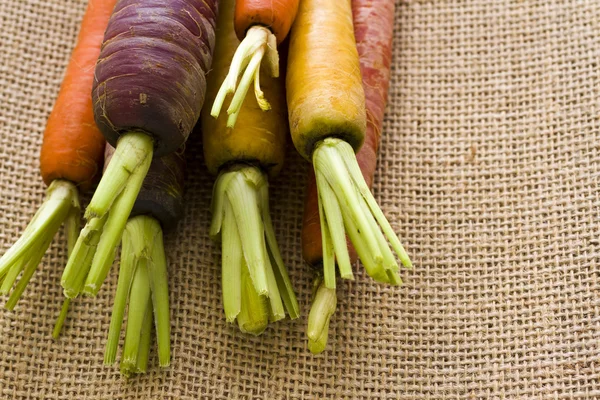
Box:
(234, 0), (299, 45)
(0, 0), (116, 337)
(40, 0), (115, 190)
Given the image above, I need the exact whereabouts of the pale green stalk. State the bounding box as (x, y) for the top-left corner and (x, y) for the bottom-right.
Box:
(61, 132), (153, 299)
(104, 226), (136, 365)
(237, 259), (268, 335)
(210, 166), (299, 333)
(0, 180), (79, 315)
(221, 199), (242, 322)
(135, 306), (153, 374)
(147, 220), (170, 367)
(259, 182), (299, 319)
(105, 216), (171, 374)
(0, 180), (77, 281)
(210, 26), (279, 127)
(311, 138), (412, 285)
(307, 280), (337, 355)
(120, 260), (151, 376)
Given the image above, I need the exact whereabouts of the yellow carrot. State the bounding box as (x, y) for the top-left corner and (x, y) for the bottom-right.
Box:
(201, 0), (299, 335)
(286, 0), (412, 353)
(286, 0), (366, 160)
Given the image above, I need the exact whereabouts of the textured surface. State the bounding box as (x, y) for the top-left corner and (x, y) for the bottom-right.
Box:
(1, 0), (600, 398)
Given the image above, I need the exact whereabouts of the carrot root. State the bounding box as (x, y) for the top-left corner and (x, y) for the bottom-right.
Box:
(210, 166), (299, 332)
(307, 278), (336, 355)
(312, 138), (412, 285)
(0, 180), (79, 308)
(210, 26), (278, 127)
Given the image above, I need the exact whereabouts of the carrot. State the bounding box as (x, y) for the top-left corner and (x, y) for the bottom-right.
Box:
(302, 0), (395, 267)
(201, 0), (299, 335)
(286, 0), (411, 353)
(60, 0), (218, 301)
(103, 144), (185, 376)
(210, 0), (299, 127)
(0, 0), (115, 328)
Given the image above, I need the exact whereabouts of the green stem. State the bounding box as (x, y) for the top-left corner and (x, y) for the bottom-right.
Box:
(312, 138), (412, 284)
(237, 259), (268, 335)
(52, 298), (70, 339)
(83, 157), (150, 296)
(136, 305), (153, 374)
(221, 199), (242, 323)
(0, 180), (77, 282)
(52, 195), (81, 338)
(210, 26), (279, 127)
(223, 170), (268, 295)
(5, 234), (55, 310)
(226, 46), (266, 128)
(315, 169), (353, 282)
(60, 214), (107, 298)
(0, 256), (26, 295)
(120, 259), (151, 377)
(317, 190), (336, 289)
(85, 133), (154, 219)
(336, 141), (412, 268)
(104, 224), (136, 365)
(307, 279), (337, 354)
(211, 166), (298, 332)
(259, 182), (300, 319)
(105, 215), (171, 374)
(61, 133), (153, 299)
(147, 217), (170, 368)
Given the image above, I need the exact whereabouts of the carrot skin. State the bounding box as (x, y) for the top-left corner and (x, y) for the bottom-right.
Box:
(286, 0), (366, 161)
(40, 0), (118, 190)
(202, 0), (288, 177)
(234, 0), (299, 44)
(301, 0), (395, 267)
(93, 0), (218, 157)
(104, 145), (186, 231)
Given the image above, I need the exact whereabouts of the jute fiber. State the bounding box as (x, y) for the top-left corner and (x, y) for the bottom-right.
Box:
(1, 0), (599, 398)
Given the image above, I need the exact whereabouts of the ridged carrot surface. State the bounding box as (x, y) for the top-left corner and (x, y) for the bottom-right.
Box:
(286, 0), (366, 161)
(40, 0), (118, 189)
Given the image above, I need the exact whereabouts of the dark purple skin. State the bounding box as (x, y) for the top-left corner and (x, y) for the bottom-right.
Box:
(105, 144), (186, 231)
(93, 0), (218, 157)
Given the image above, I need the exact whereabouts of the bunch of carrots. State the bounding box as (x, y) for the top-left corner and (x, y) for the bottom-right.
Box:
(0, 0), (409, 375)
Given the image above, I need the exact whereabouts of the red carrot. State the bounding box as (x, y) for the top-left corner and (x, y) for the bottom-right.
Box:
(211, 0), (299, 127)
(0, 0), (115, 332)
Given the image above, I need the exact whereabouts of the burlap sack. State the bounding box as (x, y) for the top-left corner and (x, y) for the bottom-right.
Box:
(1, 0), (599, 398)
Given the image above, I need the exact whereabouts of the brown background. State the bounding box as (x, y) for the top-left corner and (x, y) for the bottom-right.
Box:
(1, 0), (600, 398)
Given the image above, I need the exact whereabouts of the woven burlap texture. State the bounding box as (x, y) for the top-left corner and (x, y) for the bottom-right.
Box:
(1, 0), (600, 399)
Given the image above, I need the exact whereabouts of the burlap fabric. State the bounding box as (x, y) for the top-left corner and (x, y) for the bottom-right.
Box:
(1, 0), (599, 398)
